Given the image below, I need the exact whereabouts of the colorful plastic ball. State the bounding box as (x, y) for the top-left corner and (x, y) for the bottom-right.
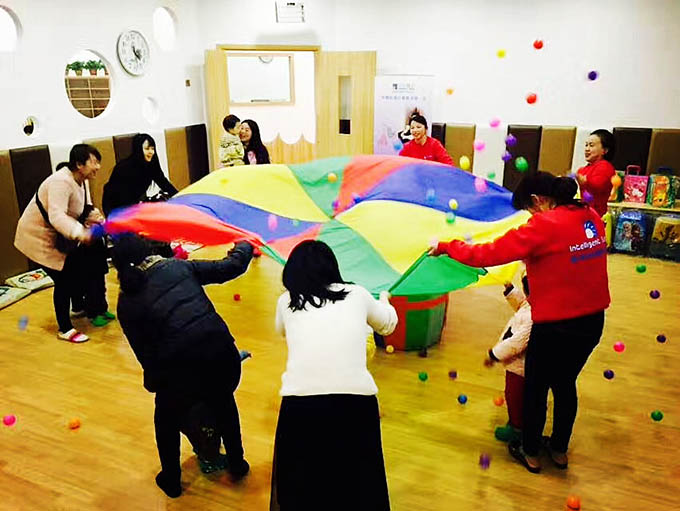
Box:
(448, 370), (458, 380)
(526, 93), (538, 104)
(458, 156), (471, 171)
(635, 264), (647, 273)
(393, 141), (403, 151)
(613, 342), (625, 353)
(3, 414), (16, 427)
(582, 191), (594, 203)
(649, 289), (661, 299)
(611, 174), (622, 188)
(501, 151), (513, 162)
(292, 219), (300, 227)
(473, 139), (486, 152)
(587, 70), (599, 81)
(418, 371), (428, 382)
(68, 418), (81, 430)
(448, 198), (459, 210)
(505, 134), (517, 147)
(445, 212), (456, 224)
(267, 214), (278, 231)
(233, 293), (241, 301)
(533, 39), (544, 50)
(446, 88), (454, 95)
(651, 410), (664, 422)
(656, 334), (667, 343)
(487, 172), (496, 180)
(352, 193), (362, 203)
(493, 396), (505, 406)
(332, 199), (339, 210)
(426, 188), (436, 202)
(566, 495), (581, 510)
(18, 316), (28, 331)
(603, 369), (615, 380)
(418, 348), (428, 358)
(327, 172), (338, 183)
(457, 394), (468, 404)
(172, 245), (189, 260)
(386, 345), (395, 354)
(479, 453), (491, 469)
(474, 177), (488, 193)
(496, 49), (506, 58)
(489, 117), (501, 128)
(515, 157), (529, 172)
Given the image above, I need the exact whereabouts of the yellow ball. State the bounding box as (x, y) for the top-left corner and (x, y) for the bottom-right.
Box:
(458, 156), (471, 171)
(446, 88), (454, 95)
(497, 49), (506, 58)
(448, 199), (459, 210)
(327, 172), (338, 183)
(386, 345), (395, 354)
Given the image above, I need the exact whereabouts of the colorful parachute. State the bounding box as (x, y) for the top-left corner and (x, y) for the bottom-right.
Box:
(106, 155), (529, 296)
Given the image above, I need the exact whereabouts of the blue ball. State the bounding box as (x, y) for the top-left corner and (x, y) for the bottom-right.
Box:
(457, 394), (468, 404)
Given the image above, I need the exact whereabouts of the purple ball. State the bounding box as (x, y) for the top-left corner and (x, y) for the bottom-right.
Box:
(603, 369), (614, 380)
(583, 191), (594, 203)
(649, 290), (661, 299)
(505, 134), (517, 147)
(448, 370), (458, 379)
(479, 453), (491, 470)
(332, 199), (339, 210)
(588, 70), (599, 81)
(656, 334), (667, 343)
(501, 151), (512, 162)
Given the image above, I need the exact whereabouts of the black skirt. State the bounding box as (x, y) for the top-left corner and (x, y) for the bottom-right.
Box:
(270, 394), (390, 511)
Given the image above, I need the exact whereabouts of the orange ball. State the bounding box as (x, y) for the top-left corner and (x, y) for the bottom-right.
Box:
(385, 345), (395, 354)
(611, 175), (622, 188)
(68, 418), (81, 430)
(493, 396), (505, 406)
(566, 495), (581, 510)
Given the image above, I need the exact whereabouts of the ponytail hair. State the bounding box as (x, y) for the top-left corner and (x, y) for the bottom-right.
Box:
(512, 171), (583, 211)
(57, 144), (102, 172)
(111, 233), (152, 294)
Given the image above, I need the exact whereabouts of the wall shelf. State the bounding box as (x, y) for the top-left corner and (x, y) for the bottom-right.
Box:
(65, 76), (110, 118)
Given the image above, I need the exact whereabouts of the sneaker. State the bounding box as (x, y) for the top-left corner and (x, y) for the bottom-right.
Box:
(239, 350), (252, 362)
(57, 329), (89, 343)
(197, 453), (228, 474)
(228, 459), (250, 481)
(90, 315), (110, 327)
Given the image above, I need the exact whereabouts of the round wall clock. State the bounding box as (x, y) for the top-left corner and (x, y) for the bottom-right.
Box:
(117, 30), (150, 76)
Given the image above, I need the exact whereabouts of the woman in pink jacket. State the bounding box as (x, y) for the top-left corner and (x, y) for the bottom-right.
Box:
(15, 144), (104, 343)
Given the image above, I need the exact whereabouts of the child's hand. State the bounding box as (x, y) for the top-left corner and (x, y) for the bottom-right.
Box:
(379, 291), (391, 303)
(427, 238), (439, 256)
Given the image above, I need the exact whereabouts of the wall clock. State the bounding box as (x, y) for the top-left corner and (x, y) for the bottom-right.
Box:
(117, 30), (150, 76)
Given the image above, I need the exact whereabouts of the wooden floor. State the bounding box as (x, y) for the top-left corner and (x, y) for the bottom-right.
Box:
(1, 250), (678, 510)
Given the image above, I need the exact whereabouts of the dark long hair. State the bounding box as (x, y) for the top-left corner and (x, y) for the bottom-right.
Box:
(241, 119), (270, 165)
(111, 233), (152, 294)
(55, 144), (101, 171)
(590, 129), (616, 162)
(127, 133), (162, 169)
(511, 171), (584, 210)
(282, 240), (350, 311)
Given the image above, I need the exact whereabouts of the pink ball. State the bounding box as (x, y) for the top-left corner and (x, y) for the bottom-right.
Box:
(473, 139), (486, 151)
(474, 177), (488, 193)
(3, 414), (17, 427)
(267, 214), (278, 231)
(489, 118), (501, 128)
(614, 342), (625, 353)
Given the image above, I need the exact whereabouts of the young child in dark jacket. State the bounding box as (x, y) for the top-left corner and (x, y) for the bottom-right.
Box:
(112, 234), (254, 498)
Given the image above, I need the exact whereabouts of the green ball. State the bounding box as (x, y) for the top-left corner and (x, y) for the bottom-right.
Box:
(636, 264), (647, 273)
(445, 212), (456, 224)
(651, 410), (663, 422)
(418, 371), (428, 382)
(292, 219), (300, 227)
(515, 157), (529, 172)
(487, 172), (496, 180)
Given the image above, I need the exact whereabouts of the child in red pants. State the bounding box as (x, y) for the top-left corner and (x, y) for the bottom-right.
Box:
(485, 275), (532, 442)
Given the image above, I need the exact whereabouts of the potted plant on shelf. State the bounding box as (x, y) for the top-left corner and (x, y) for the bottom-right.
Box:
(68, 61), (84, 76)
(85, 60), (100, 76)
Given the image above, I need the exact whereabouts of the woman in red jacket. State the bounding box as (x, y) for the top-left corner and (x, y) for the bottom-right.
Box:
(577, 129), (616, 216)
(398, 114), (453, 165)
(431, 172), (610, 473)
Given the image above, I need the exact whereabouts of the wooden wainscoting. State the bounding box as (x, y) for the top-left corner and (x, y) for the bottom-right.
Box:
(264, 135), (315, 165)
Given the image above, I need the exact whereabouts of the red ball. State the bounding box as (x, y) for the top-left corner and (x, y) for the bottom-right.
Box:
(233, 294), (241, 301)
(566, 495), (581, 509)
(533, 39), (544, 50)
(526, 93), (538, 104)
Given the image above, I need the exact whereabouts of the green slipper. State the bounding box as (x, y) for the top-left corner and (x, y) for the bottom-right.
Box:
(102, 311), (116, 320)
(90, 315), (110, 327)
(495, 424), (521, 443)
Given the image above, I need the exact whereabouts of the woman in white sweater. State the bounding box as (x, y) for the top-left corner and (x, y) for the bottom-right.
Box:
(271, 240), (397, 511)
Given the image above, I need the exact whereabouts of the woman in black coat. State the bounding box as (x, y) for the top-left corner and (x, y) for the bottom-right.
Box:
(102, 134), (178, 216)
(112, 234), (254, 498)
(239, 119), (271, 165)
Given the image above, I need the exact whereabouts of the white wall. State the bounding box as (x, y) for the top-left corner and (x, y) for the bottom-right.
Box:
(0, 0), (205, 157)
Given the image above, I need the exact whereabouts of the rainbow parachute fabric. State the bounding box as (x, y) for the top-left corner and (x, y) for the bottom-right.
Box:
(106, 155), (529, 296)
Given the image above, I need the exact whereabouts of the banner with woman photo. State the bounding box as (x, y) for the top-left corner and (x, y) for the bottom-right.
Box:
(373, 75), (434, 155)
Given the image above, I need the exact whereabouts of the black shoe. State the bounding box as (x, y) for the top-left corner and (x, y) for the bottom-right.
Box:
(508, 440), (541, 474)
(542, 436), (568, 469)
(228, 459), (250, 481)
(155, 471), (182, 498)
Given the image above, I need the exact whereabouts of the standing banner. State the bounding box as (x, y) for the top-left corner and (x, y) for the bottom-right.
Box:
(373, 75), (434, 155)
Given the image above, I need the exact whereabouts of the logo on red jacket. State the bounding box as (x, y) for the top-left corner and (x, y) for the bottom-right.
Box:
(584, 221), (598, 239)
